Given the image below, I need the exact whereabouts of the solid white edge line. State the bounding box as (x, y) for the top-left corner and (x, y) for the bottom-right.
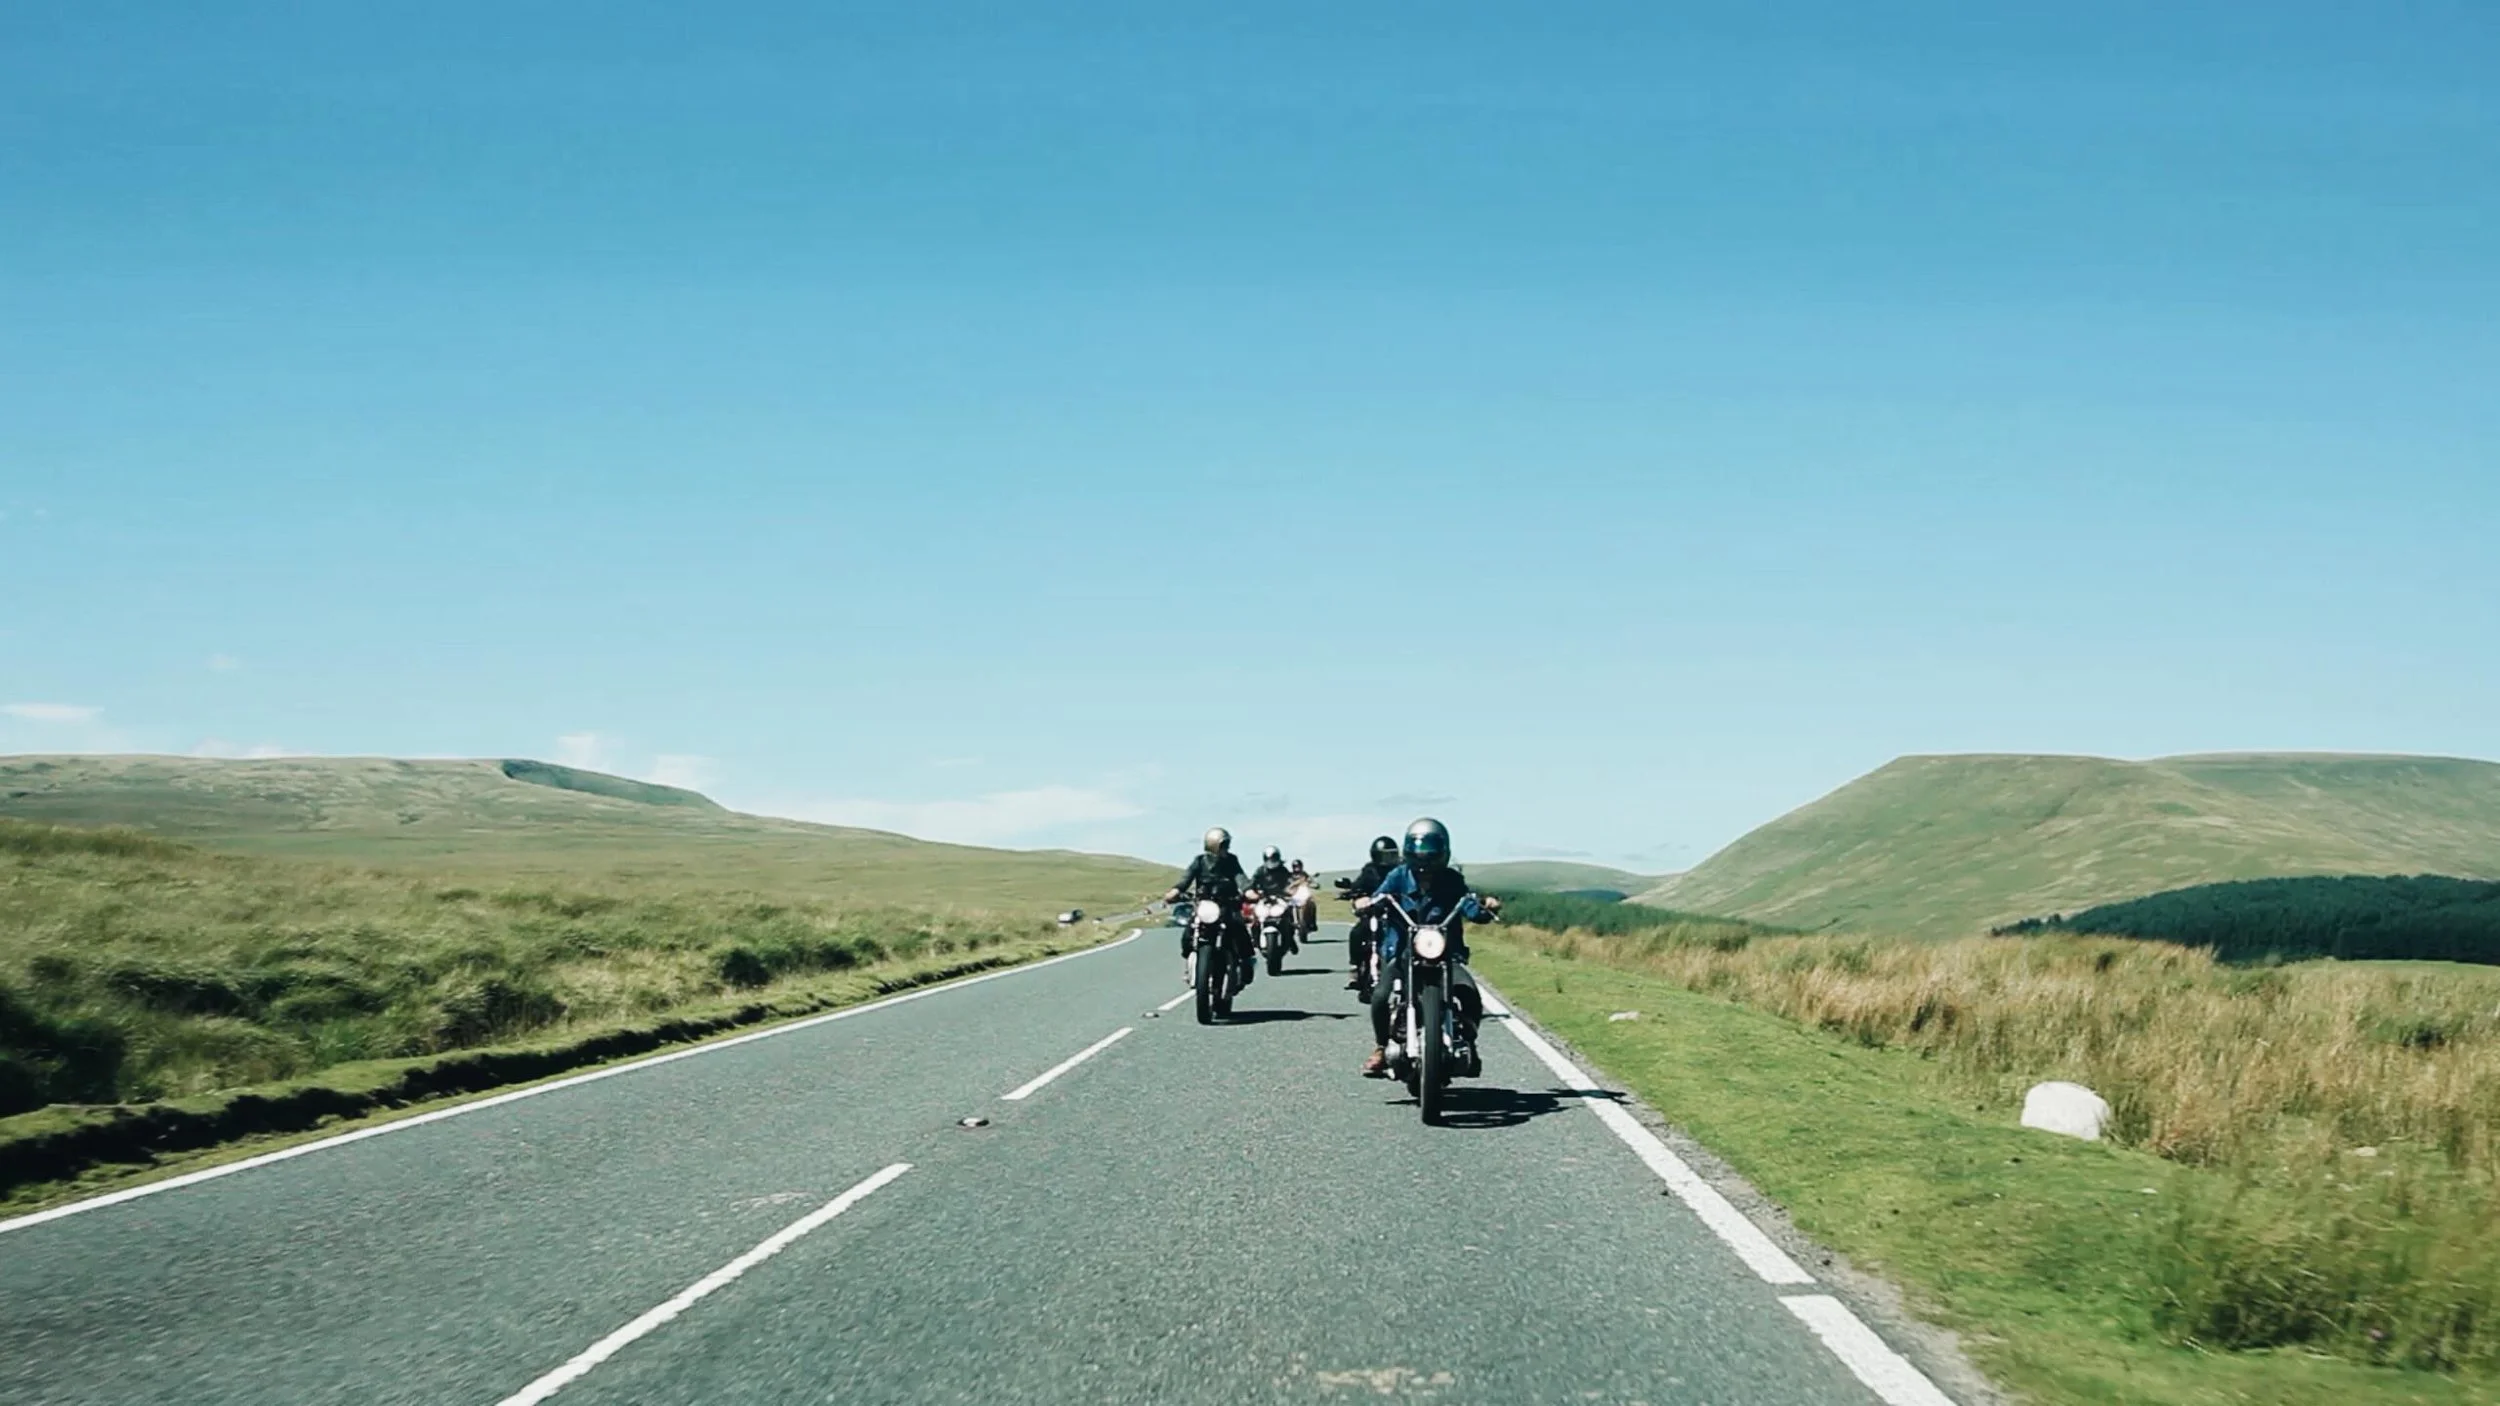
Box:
(1477, 983), (1817, 1287)
(1156, 991), (1193, 1012)
(493, 1162), (912, 1406)
(1782, 1295), (1958, 1406)
(1000, 1027), (1133, 1101)
(0, 932), (1144, 1237)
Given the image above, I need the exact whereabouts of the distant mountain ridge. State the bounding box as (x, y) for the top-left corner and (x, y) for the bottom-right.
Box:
(1635, 752), (2500, 937)
(1466, 860), (1664, 899)
(0, 755), (1166, 913)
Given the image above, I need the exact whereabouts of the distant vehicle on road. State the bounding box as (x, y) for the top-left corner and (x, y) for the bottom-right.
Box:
(1056, 909), (1084, 926)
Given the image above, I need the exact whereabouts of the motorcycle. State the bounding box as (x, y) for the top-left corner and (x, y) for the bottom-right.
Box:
(1251, 891), (1294, 977)
(1375, 894), (1491, 1125)
(1288, 877), (1317, 947)
(1182, 898), (1243, 1024)
(1336, 876), (1386, 1002)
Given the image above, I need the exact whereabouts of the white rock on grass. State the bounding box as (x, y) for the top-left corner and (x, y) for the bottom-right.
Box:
(2020, 1081), (2111, 1141)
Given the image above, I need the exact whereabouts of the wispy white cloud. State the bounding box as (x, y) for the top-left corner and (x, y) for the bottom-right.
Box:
(1232, 813), (1397, 865)
(644, 754), (718, 791)
(553, 732), (614, 771)
(3, 702), (99, 724)
(762, 785), (1144, 847)
(189, 739), (294, 760)
(207, 653), (243, 673)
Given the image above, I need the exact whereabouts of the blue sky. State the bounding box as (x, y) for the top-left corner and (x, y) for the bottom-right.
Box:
(4, 3), (2495, 870)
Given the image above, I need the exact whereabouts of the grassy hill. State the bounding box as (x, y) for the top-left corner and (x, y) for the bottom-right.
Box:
(1636, 753), (2500, 937)
(0, 755), (1166, 915)
(1465, 860), (1662, 898)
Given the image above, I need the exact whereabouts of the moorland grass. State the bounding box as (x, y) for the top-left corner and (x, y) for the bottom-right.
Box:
(0, 819), (1070, 1114)
(1485, 918), (2500, 1398)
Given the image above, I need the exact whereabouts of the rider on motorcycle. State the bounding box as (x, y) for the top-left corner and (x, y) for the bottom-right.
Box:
(1249, 846), (1297, 955)
(1163, 827), (1254, 987)
(1341, 835), (1401, 990)
(1287, 858), (1318, 946)
(1354, 818), (1500, 1075)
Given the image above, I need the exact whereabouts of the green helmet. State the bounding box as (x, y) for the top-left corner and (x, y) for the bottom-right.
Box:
(1204, 827), (1232, 855)
(1402, 817), (1451, 875)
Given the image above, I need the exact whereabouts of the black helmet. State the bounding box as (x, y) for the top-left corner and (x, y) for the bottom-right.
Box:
(1204, 827), (1232, 854)
(1262, 845), (1281, 864)
(1402, 817), (1451, 875)
(1368, 835), (1399, 866)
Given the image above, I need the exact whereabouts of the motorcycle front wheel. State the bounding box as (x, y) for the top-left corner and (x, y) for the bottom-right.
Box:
(1417, 985), (1448, 1125)
(1193, 942), (1215, 1025)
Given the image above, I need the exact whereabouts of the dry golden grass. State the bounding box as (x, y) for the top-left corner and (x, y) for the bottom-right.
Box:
(1515, 923), (2500, 1368)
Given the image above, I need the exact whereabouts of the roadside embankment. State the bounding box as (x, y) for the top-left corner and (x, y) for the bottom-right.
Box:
(0, 819), (1126, 1209)
(1479, 925), (2500, 1406)
(0, 932), (1115, 1211)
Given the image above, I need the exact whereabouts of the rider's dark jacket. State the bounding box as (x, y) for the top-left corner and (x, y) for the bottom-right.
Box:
(1347, 858), (1397, 898)
(1170, 850), (1248, 903)
(1249, 860), (1293, 897)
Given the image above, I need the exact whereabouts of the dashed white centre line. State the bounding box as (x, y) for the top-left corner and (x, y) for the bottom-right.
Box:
(1156, 991), (1194, 1012)
(1, 931), (1143, 1237)
(1001, 1027), (1133, 1101)
(492, 1162), (911, 1406)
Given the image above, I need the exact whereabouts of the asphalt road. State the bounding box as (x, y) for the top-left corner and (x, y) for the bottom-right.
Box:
(1, 926), (1954, 1405)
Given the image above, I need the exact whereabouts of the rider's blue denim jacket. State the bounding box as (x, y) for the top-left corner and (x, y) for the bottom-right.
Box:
(1371, 864), (1490, 966)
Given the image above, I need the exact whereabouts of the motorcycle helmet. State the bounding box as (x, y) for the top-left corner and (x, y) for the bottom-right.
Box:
(1204, 827), (1232, 854)
(1368, 835), (1399, 867)
(1402, 817), (1451, 875)
(1261, 845), (1282, 864)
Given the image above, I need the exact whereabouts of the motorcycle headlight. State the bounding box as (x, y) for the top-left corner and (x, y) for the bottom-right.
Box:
(1195, 899), (1221, 924)
(1414, 929), (1448, 960)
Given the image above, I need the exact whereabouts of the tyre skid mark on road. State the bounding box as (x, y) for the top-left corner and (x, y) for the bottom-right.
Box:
(1478, 984), (1959, 1405)
(1000, 1027), (1133, 1102)
(0, 932), (1144, 1238)
(491, 1163), (913, 1406)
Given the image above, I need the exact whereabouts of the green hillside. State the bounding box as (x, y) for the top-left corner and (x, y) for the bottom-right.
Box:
(0, 755), (1165, 915)
(1466, 860), (1662, 897)
(1636, 753), (2500, 937)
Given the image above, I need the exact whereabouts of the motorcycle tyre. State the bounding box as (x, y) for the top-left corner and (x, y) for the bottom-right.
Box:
(1418, 985), (1448, 1125)
(1266, 948), (1285, 977)
(1193, 942), (1216, 1026)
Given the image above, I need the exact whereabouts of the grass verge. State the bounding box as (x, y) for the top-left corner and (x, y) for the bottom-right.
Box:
(1476, 934), (2496, 1406)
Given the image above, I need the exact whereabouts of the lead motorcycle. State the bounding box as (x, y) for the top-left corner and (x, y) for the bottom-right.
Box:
(1374, 893), (1492, 1125)
(1181, 898), (1246, 1024)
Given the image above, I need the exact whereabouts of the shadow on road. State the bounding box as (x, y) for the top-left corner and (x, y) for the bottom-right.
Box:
(1391, 1083), (1625, 1129)
(1225, 1007), (1360, 1024)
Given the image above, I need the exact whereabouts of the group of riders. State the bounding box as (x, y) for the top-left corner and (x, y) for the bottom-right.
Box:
(1159, 817), (1502, 1077)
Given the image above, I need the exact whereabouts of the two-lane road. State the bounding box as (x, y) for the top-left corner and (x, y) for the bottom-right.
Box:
(2, 926), (1959, 1405)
